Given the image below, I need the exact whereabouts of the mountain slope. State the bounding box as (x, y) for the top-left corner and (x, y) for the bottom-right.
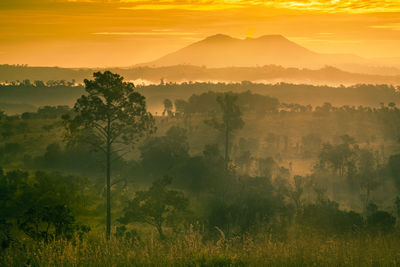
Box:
(145, 34), (365, 68)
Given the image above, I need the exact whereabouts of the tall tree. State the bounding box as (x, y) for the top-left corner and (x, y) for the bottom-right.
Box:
(206, 93), (244, 169)
(63, 71), (155, 239)
(162, 98), (174, 117)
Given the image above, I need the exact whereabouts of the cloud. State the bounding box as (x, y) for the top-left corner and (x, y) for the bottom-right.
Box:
(263, 0), (400, 13)
(371, 23), (400, 31)
(92, 31), (199, 36)
(1, 0), (399, 13)
(120, 4), (241, 11)
(102, 0), (400, 13)
(291, 36), (363, 44)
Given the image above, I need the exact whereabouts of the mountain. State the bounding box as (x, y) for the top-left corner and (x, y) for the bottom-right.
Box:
(144, 34), (366, 68)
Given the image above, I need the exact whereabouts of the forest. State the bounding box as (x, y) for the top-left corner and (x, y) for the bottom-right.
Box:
(1, 71), (400, 266)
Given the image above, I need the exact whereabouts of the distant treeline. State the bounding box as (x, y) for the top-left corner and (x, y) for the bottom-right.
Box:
(0, 65), (92, 83)
(1, 64), (400, 85)
(138, 82), (400, 108)
(1, 78), (399, 115)
(169, 91), (398, 115)
(0, 80), (84, 113)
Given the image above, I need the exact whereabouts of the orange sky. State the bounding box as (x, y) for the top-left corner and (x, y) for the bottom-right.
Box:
(1, 0), (400, 67)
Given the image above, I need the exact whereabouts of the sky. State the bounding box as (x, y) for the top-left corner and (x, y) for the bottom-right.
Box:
(1, 0), (400, 67)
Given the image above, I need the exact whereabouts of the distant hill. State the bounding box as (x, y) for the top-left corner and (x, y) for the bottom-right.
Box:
(1, 64), (400, 86)
(143, 34), (366, 68)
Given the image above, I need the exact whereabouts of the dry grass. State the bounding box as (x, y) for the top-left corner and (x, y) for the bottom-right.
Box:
(2, 226), (400, 267)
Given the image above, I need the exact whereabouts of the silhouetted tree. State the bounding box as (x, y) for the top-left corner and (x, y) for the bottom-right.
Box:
(289, 175), (304, 209)
(205, 93), (244, 169)
(357, 149), (380, 211)
(389, 154), (400, 191)
(18, 205), (89, 241)
(162, 98), (173, 117)
(119, 176), (188, 239)
(0, 169), (90, 244)
(139, 126), (189, 176)
(174, 99), (187, 117)
(63, 71), (155, 239)
(318, 135), (358, 177)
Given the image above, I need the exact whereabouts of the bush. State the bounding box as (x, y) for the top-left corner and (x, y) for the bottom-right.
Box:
(297, 200), (364, 234)
(367, 211), (396, 233)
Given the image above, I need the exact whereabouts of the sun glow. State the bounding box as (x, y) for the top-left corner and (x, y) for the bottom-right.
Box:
(61, 0), (400, 13)
(94, 0), (400, 13)
(1, 0), (400, 67)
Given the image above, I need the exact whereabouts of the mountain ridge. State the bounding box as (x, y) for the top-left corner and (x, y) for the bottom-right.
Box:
(142, 34), (365, 68)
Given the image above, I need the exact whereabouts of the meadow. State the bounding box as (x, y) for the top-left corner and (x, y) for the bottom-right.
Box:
(3, 228), (400, 266)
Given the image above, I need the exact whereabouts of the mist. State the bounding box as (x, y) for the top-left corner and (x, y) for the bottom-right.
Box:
(2, 2), (400, 264)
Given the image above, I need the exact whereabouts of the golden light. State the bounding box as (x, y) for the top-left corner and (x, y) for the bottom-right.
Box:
(0, 0), (399, 67)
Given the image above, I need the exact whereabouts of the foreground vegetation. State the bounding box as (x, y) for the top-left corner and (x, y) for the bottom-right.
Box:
(3, 230), (400, 266)
(2, 71), (400, 266)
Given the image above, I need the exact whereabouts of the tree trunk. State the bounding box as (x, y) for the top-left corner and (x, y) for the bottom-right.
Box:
(106, 120), (111, 240)
(156, 223), (164, 239)
(225, 125), (229, 170)
(365, 185), (370, 213)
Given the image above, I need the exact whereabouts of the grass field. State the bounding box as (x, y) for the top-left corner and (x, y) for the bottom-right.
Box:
(2, 227), (400, 267)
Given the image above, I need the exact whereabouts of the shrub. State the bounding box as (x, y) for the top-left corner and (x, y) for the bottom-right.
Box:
(297, 200), (364, 234)
(367, 211), (396, 233)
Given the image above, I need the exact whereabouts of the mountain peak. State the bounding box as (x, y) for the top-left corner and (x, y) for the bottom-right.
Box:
(256, 34), (288, 41)
(200, 34), (291, 45)
(202, 34), (236, 43)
